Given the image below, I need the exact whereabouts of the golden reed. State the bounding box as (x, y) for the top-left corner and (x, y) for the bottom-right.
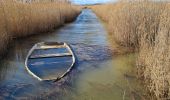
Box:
(92, 1), (170, 99)
(0, 0), (81, 57)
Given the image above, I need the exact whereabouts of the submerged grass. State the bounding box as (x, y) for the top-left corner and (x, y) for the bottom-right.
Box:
(92, 1), (170, 99)
(0, 0), (81, 57)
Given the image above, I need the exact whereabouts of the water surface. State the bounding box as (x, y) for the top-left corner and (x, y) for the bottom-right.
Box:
(0, 9), (144, 100)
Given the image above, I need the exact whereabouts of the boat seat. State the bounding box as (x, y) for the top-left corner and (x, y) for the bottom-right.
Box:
(36, 45), (66, 49)
(29, 53), (72, 59)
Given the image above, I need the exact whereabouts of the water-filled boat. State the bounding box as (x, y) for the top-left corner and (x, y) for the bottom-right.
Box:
(25, 42), (75, 81)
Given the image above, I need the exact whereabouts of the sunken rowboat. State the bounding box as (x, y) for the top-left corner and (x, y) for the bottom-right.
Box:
(25, 42), (75, 81)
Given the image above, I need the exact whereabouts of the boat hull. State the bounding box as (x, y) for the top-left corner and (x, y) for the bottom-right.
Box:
(25, 42), (75, 81)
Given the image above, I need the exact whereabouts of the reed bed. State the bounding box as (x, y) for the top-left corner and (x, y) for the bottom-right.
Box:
(0, 0), (80, 57)
(92, 1), (170, 99)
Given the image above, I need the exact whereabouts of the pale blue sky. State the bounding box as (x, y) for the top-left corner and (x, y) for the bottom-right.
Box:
(71, 0), (115, 5)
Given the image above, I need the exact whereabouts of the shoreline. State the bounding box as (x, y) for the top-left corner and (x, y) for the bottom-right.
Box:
(90, 2), (170, 99)
(0, 1), (81, 59)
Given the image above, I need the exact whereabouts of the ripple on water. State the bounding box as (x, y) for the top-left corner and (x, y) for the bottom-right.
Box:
(71, 43), (113, 62)
(0, 42), (114, 99)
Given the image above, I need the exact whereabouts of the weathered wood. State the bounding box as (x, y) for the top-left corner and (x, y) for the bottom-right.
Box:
(29, 53), (72, 59)
(38, 45), (65, 49)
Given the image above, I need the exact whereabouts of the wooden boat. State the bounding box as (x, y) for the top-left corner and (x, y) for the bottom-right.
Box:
(25, 42), (75, 81)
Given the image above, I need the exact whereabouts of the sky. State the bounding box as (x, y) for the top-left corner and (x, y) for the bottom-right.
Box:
(70, 0), (115, 5)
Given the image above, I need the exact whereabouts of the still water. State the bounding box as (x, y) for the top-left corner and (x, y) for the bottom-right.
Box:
(0, 9), (143, 100)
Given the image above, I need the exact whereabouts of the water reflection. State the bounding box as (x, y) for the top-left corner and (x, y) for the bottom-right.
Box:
(0, 9), (143, 100)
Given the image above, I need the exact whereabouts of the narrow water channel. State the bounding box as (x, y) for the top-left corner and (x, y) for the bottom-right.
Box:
(0, 9), (143, 100)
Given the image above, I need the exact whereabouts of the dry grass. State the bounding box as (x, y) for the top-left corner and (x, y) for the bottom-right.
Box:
(137, 5), (170, 99)
(92, 1), (170, 99)
(0, 0), (81, 57)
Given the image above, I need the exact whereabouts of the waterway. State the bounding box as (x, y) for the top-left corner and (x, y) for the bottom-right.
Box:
(0, 9), (144, 100)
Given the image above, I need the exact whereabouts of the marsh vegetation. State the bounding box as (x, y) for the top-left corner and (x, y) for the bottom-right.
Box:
(0, 0), (80, 57)
(91, 1), (170, 99)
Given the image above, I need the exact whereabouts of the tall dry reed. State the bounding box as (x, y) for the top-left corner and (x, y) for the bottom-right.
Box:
(92, 1), (170, 99)
(137, 5), (170, 99)
(0, 0), (81, 57)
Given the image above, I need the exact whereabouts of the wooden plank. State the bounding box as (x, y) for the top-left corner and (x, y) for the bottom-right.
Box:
(43, 42), (64, 45)
(37, 45), (66, 49)
(29, 53), (72, 59)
